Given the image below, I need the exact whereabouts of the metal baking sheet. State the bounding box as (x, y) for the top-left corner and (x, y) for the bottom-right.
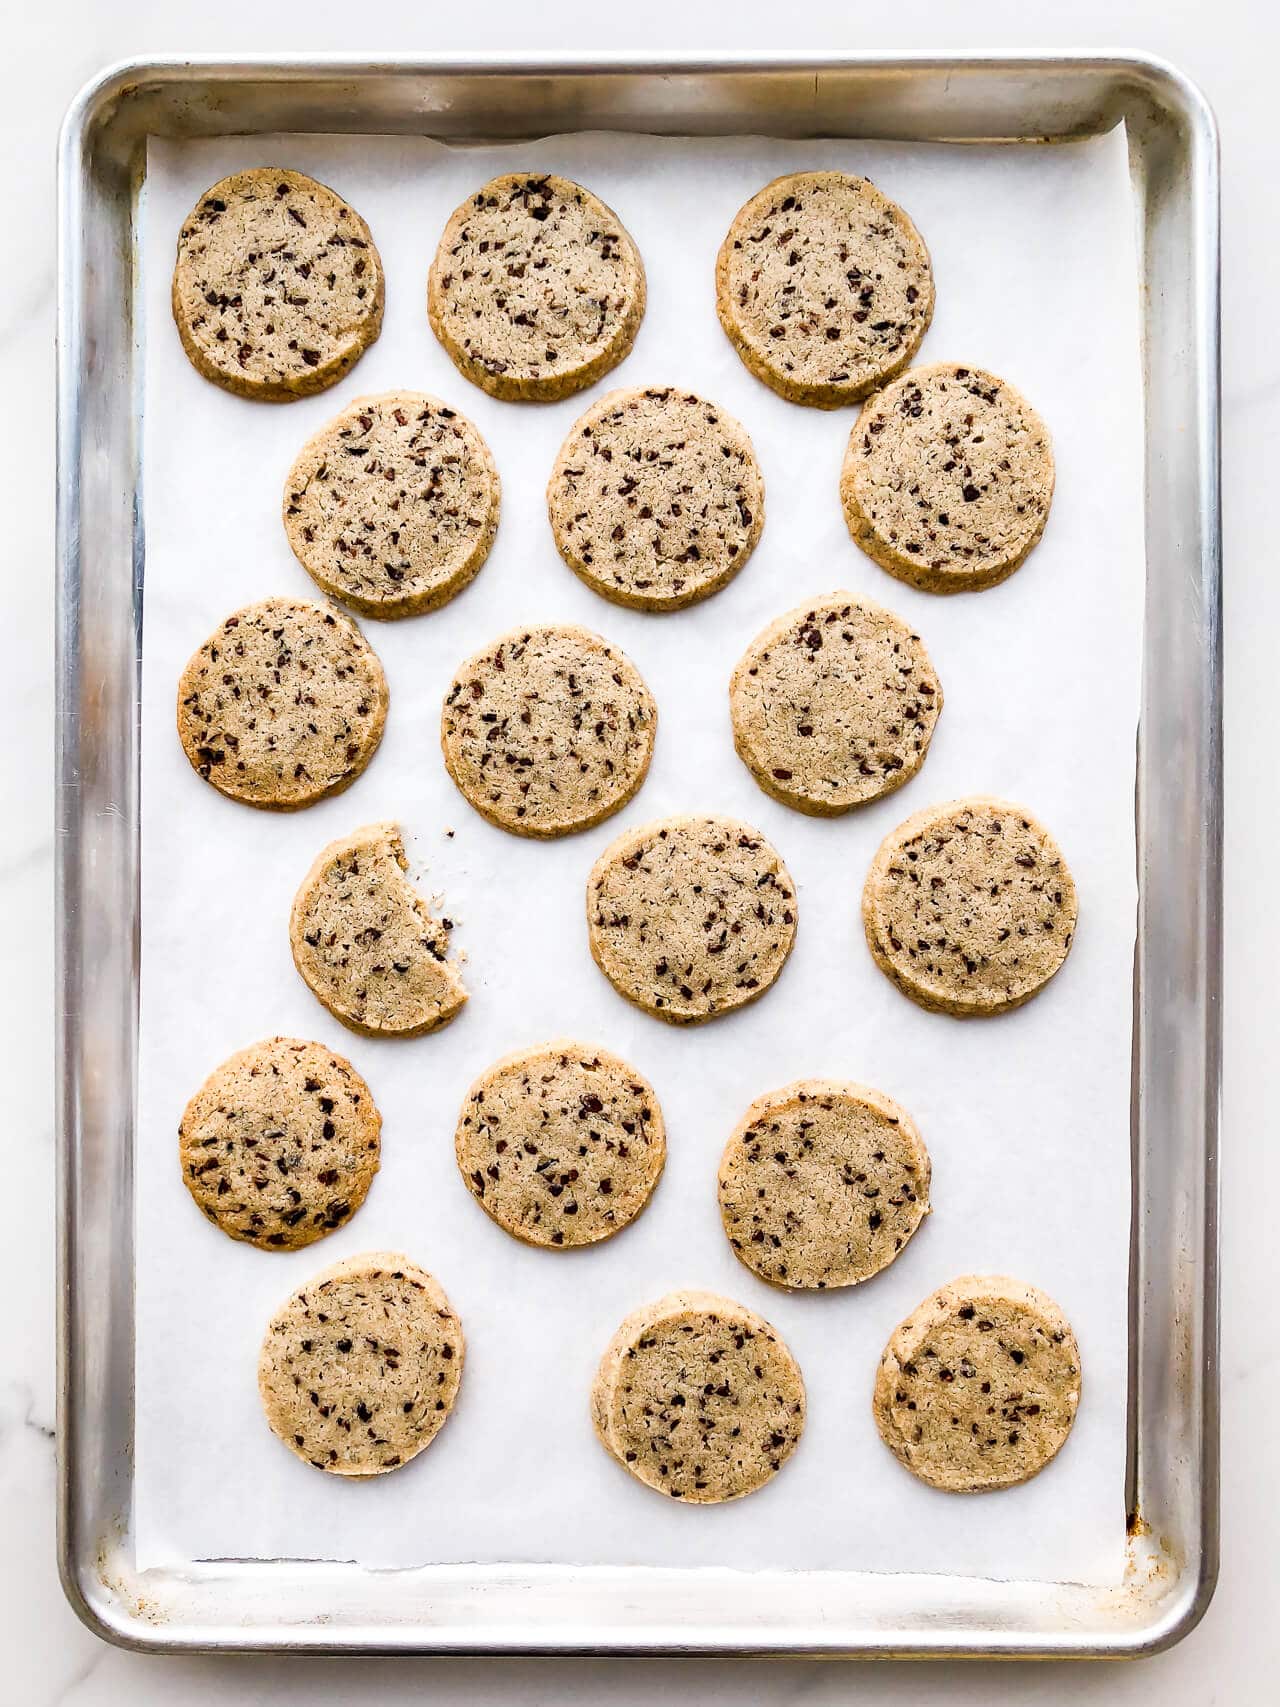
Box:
(56, 52), (1221, 1657)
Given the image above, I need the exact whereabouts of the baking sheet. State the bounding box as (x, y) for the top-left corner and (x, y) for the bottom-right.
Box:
(135, 125), (1142, 1584)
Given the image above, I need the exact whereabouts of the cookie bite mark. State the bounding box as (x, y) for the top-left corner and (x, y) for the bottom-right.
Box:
(428, 173), (645, 401)
(290, 821), (467, 1038)
(172, 168), (384, 401)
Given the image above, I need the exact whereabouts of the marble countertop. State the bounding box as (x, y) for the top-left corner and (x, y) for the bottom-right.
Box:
(10, 2), (1267, 1701)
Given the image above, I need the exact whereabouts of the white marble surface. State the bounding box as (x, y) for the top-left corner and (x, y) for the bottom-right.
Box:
(8, 1), (1268, 1700)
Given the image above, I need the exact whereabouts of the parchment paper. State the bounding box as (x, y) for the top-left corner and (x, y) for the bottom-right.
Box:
(136, 125), (1143, 1585)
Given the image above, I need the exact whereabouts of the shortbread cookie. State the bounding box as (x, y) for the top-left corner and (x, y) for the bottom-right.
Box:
(841, 364), (1054, 593)
(718, 1079), (930, 1290)
(290, 821), (467, 1037)
(716, 171), (933, 408)
(546, 388), (765, 610)
(172, 168), (384, 401)
(179, 1037), (381, 1250)
(862, 797), (1077, 1016)
(176, 597), (388, 810)
(730, 592), (942, 815)
(587, 815), (797, 1025)
(440, 624), (656, 837)
(591, 1290), (805, 1502)
(455, 1041), (665, 1248)
(428, 174), (645, 401)
(283, 391), (500, 619)
(873, 1275), (1081, 1492)
(259, 1252), (463, 1476)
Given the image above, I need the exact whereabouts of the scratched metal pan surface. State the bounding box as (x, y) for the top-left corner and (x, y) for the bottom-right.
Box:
(55, 52), (1220, 1658)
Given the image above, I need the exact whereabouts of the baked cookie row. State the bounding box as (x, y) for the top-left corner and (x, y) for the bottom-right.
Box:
(173, 165), (935, 409)
(271, 372), (1051, 624)
(177, 594), (939, 824)
(255, 1253), (1081, 1502)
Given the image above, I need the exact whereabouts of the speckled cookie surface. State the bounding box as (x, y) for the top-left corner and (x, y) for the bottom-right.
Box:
(440, 624), (656, 837)
(546, 387), (765, 610)
(176, 597), (388, 810)
(587, 815), (797, 1025)
(841, 364), (1054, 593)
(290, 821), (467, 1038)
(729, 592), (943, 815)
(716, 171), (933, 408)
(428, 173), (645, 401)
(455, 1041), (665, 1248)
(718, 1079), (930, 1290)
(172, 168), (384, 401)
(590, 1289), (806, 1502)
(873, 1275), (1081, 1492)
(862, 797), (1077, 1016)
(283, 391), (500, 619)
(259, 1252), (463, 1476)
(179, 1037), (381, 1250)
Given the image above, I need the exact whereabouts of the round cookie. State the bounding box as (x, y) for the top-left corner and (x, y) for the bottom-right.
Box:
(590, 1290), (806, 1502)
(172, 168), (384, 402)
(176, 597), (388, 810)
(259, 1251), (464, 1476)
(283, 391), (500, 619)
(872, 1275), (1081, 1492)
(428, 173), (645, 402)
(290, 821), (467, 1038)
(546, 387), (765, 611)
(729, 592), (943, 815)
(179, 1037), (381, 1250)
(863, 797), (1077, 1017)
(718, 1079), (930, 1290)
(455, 1040), (665, 1248)
(440, 624), (656, 837)
(586, 814), (798, 1025)
(715, 170), (933, 409)
(840, 363), (1054, 593)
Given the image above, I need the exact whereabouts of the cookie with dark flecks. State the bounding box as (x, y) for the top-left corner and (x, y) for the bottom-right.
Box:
(283, 390), (500, 619)
(716, 170), (933, 408)
(172, 168), (384, 401)
(586, 814), (798, 1025)
(841, 363), (1054, 593)
(179, 1037), (380, 1250)
(873, 1275), (1081, 1492)
(729, 591), (942, 815)
(258, 1252), (463, 1475)
(862, 796), (1077, 1016)
(176, 596), (388, 810)
(428, 173), (645, 401)
(591, 1289), (806, 1502)
(718, 1079), (930, 1289)
(546, 387), (765, 610)
(289, 821), (467, 1038)
(440, 623), (656, 837)
(455, 1040), (665, 1248)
